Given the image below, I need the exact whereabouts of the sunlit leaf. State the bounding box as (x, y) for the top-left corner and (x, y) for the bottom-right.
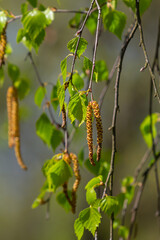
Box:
(0, 11), (7, 34)
(34, 86), (46, 107)
(67, 37), (88, 58)
(56, 191), (72, 212)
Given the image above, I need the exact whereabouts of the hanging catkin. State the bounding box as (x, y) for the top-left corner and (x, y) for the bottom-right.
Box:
(61, 104), (66, 128)
(7, 87), (15, 148)
(6, 86), (27, 170)
(92, 101), (103, 161)
(70, 153), (81, 214)
(0, 24), (7, 68)
(86, 102), (95, 165)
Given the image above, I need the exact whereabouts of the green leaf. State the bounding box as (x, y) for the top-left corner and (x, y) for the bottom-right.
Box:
(27, 0), (37, 8)
(67, 37), (88, 58)
(78, 207), (101, 236)
(57, 80), (65, 111)
(34, 86), (46, 107)
(74, 218), (84, 240)
(36, 113), (53, 146)
(56, 191), (72, 212)
(83, 56), (92, 75)
(122, 0), (152, 15)
(14, 78), (30, 100)
(72, 73), (84, 90)
(43, 8), (54, 25)
(0, 68), (4, 88)
(103, 10), (126, 39)
(32, 181), (49, 209)
(86, 11), (97, 34)
(5, 43), (13, 55)
(100, 195), (120, 216)
(69, 12), (81, 29)
(118, 226), (129, 239)
(86, 188), (97, 205)
(68, 93), (87, 125)
(0, 11), (7, 34)
(121, 176), (134, 203)
(85, 152), (110, 182)
(8, 63), (20, 82)
(60, 57), (67, 82)
(21, 3), (28, 15)
(85, 175), (103, 190)
(50, 85), (59, 111)
(47, 159), (73, 191)
(78, 148), (84, 166)
(140, 113), (158, 148)
(42, 155), (61, 177)
(95, 60), (108, 82)
(50, 127), (63, 151)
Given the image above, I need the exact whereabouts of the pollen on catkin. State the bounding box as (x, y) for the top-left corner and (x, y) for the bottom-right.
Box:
(86, 102), (95, 166)
(70, 153), (81, 214)
(6, 86), (27, 170)
(0, 25), (7, 67)
(92, 101), (103, 161)
(61, 104), (66, 128)
(7, 87), (15, 148)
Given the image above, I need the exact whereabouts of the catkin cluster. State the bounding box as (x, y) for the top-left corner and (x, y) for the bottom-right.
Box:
(62, 152), (81, 213)
(0, 25), (7, 68)
(6, 86), (27, 170)
(86, 101), (103, 165)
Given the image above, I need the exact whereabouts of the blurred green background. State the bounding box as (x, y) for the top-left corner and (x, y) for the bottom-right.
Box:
(0, 0), (160, 239)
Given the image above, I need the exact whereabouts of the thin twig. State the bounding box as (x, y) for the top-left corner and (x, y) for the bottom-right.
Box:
(99, 21), (138, 240)
(27, 52), (61, 129)
(99, 21), (138, 110)
(88, 0), (101, 101)
(127, 153), (160, 240)
(135, 0), (160, 104)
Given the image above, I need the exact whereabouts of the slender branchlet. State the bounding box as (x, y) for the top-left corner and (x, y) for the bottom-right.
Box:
(0, 24), (7, 67)
(92, 101), (103, 161)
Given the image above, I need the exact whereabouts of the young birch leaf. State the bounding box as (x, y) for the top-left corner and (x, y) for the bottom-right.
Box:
(95, 60), (108, 82)
(103, 10), (126, 39)
(122, 0), (152, 15)
(21, 3), (28, 14)
(47, 159), (73, 191)
(72, 73), (84, 90)
(67, 37), (88, 58)
(140, 113), (158, 148)
(85, 175), (103, 190)
(56, 191), (72, 212)
(14, 78), (30, 100)
(74, 218), (84, 240)
(43, 8), (54, 25)
(100, 195), (119, 216)
(36, 113), (53, 146)
(79, 207), (101, 236)
(50, 127), (63, 151)
(86, 188), (97, 205)
(27, 0), (37, 8)
(32, 181), (49, 209)
(60, 57), (67, 82)
(68, 93), (87, 125)
(57, 81), (65, 111)
(34, 86), (46, 107)
(51, 85), (59, 111)
(0, 11), (7, 34)
(118, 226), (129, 239)
(8, 63), (20, 82)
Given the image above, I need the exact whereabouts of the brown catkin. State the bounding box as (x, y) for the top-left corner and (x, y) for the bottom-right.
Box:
(6, 86), (27, 170)
(92, 101), (103, 161)
(14, 137), (27, 170)
(7, 87), (15, 147)
(61, 104), (66, 128)
(70, 153), (81, 214)
(0, 25), (7, 68)
(62, 182), (72, 207)
(63, 152), (71, 165)
(86, 102), (95, 165)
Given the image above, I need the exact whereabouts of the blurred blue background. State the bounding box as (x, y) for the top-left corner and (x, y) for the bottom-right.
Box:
(0, 0), (160, 239)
